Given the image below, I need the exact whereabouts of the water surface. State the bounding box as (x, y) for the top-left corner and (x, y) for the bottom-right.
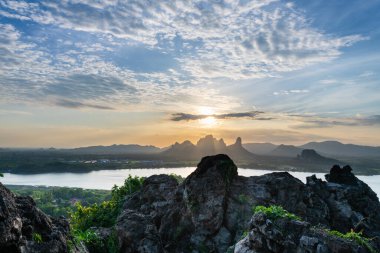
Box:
(2, 168), (380, 197)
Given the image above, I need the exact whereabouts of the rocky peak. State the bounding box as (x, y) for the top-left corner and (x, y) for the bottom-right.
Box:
(234, 137), (242, 146)
(326, 164), (357, 185)
(191, 154), (237, 182)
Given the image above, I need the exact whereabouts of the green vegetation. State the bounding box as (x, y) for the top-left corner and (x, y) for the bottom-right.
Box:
(32, 233), (43, 244)
(8, 185), (111, 217)
(70, 228), (118, 253)
(253, 205), (301, 221)
(69, 175), (144, 252)
(170, 173), (185, 183)
(326, 229), (376, 253)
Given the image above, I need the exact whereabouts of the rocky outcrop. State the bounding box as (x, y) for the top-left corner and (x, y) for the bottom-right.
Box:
(235, 212), (376, 253)
(0, 182), (70, 253)
(114, 155), (380, 253)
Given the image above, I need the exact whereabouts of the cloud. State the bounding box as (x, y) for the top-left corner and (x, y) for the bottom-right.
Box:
(44, 74), (138, 100)
(0, 0), (367, 80)
(53, 99), (114, 110)
(171, 111), (265, 121)
(273, 89), (309, 96)
(292, 115), (380, 129)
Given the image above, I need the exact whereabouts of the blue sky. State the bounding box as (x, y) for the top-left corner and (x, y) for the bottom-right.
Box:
(0, 0), (379, 147)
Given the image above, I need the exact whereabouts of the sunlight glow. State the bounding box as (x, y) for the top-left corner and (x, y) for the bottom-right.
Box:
(199, 116), (217, 127)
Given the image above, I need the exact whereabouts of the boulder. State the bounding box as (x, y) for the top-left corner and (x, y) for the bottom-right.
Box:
(0, 182), (69, 253)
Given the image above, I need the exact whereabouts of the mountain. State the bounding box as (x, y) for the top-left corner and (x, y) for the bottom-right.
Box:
(270, 144), (302, 157)
(297, 149), (339, 164)
(68, 144), (162, 155)
(243, 142), (277, 155)
(300, 141), (380, 157)
(161, 135), (256, 161)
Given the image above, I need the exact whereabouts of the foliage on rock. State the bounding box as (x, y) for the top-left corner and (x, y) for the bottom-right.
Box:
(253, 205), (301, 221)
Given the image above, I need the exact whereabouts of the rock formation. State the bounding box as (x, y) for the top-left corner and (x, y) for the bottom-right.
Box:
(161, 135), (255, 161)
(1, 155), (379, 253)
(113, 155), (380, 252)
(0, 182), (70, 253)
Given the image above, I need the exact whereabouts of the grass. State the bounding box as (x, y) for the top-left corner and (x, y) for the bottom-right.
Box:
(253, 205), (301, 221)
(326, 229), (376, 253)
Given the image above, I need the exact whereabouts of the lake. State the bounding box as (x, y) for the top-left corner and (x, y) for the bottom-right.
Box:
(2, 168), (380, 196)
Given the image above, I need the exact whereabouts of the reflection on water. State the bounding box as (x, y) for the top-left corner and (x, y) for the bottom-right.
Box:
(2, 168), (380, 197)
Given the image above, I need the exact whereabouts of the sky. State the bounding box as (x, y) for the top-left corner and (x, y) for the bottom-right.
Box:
(0, 0), (380, 148)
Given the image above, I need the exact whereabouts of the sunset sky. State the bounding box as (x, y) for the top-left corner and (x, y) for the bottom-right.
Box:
(1, 0), (380, 148)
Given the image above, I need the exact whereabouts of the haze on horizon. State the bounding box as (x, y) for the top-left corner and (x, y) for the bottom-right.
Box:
(1, 0), (380, 148)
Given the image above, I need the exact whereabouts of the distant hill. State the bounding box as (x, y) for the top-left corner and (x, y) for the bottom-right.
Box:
(270, 144), (302, 157)
(68, 144), (162, 155)
(297, 149), (339, 164)
(300, 141), (380, 157)
(161, 135), (256, 161)
(243, 143), (277, 155)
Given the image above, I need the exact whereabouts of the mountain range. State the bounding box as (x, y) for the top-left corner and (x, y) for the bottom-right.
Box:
(161, 135), (256, 161)
(243, 141), (380, 158)
(40, 137), (380, 158)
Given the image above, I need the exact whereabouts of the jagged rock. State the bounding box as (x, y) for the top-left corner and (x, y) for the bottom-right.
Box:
(0, 182), (69, 253)
(234, 212), (375, 253)
(326, 165), (358, 185)
(113, 155), (380, 253)
(116, 209), (163, 253)
(308, 165), (380, 236)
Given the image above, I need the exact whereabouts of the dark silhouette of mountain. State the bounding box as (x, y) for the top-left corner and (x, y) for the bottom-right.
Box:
(297, 149), (339, 164)
(270, 144), (302, 157)
(243, 142), (277, 155)
(300, 141), (380, 157)
(161, 135), (255, 161)
(68, 144), (162, 155)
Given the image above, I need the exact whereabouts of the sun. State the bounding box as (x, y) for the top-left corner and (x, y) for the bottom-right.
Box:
(200, 116), (217, 127)
(197, 107), (217, 127)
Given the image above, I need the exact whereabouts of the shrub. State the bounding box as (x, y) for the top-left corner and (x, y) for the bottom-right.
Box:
(32, 232), (43, 244)
(70, 175), (144, 231)
(326, 229), (375, 253)
(169, 173), (184, 184)
(70, 175), (144, 252)
(253, 205), (301, 221)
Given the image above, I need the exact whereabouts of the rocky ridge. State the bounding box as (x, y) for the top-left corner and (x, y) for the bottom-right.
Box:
(114, 154), (380, 252)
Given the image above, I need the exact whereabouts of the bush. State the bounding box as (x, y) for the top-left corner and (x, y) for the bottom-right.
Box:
(70, 175), (144, 252)
(70, 175), (144, 231)
(32, 232), (43, 244)
(169, 173), (184, 184)
(253, 205), (301, 221)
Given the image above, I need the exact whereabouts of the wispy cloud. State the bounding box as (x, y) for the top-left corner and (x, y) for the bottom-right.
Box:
(53, 99), (115, 110)
(292, 115), (380, 129)
(171, 111), (265, 121)
(273, 90), (309, 96)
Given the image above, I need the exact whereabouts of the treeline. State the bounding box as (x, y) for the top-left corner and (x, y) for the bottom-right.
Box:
(7, 185), (111, 217)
